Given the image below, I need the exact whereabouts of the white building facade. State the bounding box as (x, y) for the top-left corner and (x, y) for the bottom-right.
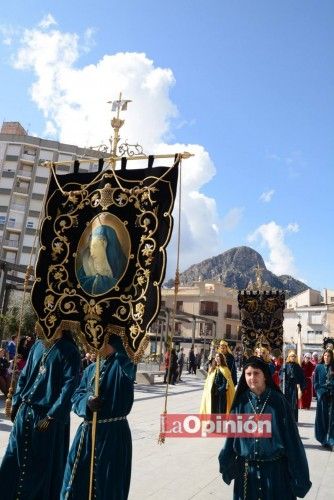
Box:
(147, 280), (241, 357)
(284, 288), (334, 354)
(0, 121), (106, 309)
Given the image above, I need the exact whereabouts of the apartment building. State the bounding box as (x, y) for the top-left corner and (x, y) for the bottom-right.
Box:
(284, 288), (334, 353)
(0, 121), (106, 307)
(148, 280), (241, 356)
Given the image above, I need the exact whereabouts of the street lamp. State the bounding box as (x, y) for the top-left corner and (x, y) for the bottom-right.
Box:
(297, 319), (302, 362)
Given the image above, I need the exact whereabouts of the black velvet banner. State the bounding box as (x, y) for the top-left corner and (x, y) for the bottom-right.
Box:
(31, 158), (179, 361)
(238, 290), (285, 357)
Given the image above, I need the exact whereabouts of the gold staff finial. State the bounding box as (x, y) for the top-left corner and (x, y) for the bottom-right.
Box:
(107, 93), (132, 159)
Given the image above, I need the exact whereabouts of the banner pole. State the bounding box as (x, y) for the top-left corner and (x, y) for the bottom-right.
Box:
(88, 352), (100, 500)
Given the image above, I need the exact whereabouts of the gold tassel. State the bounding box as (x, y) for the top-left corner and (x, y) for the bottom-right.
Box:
(5, 384), (15, 418)
(158, 411), (167, 444)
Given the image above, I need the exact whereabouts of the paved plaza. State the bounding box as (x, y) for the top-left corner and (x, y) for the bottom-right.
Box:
(0, 373), (333, 499)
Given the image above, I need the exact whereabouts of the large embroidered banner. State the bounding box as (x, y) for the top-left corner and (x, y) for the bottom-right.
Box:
(31, 157), (179, 361)
(238, 290), (285, 357)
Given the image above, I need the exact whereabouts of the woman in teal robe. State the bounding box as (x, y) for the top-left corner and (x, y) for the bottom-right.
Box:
(0, 333), (81, 500)
(219, 356), (312, 500)
(280, 350), (306, 421)
(61, 335), (135, 500)
(314, 349), (334, 449)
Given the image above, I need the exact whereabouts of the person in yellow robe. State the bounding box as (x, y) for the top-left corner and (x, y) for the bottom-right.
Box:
(200, 352), (235, 414)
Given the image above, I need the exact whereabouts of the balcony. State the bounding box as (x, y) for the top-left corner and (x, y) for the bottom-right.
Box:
(308, 314), (324, 326)
(199, 309), (218, 317)
(224, 312), (240, 320)
(14, 186), (29, 195)
(199, 301), (218, 317)
(3, 256), (16, 264)
(3, 240), (19, 248)
(17, 170), (32, 178)
(6, 220), (21, 230)
(21, 153), (36, 163)
(11, 203), (26, 212)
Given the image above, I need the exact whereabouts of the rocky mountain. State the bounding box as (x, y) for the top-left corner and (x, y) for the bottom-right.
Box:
(166, 246), (309, 297)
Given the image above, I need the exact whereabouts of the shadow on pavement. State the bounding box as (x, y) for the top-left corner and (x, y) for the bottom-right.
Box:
(303, 443), (332, 451)
(0, 422), (12, 431)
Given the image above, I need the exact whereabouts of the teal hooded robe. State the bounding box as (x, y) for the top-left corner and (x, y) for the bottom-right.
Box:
(314, 362), (334, 447)
(219, 356), (312, 500)
(0, 337), (81, 500)
(219, 388), (311, 499)
(61, 344), (135, 499)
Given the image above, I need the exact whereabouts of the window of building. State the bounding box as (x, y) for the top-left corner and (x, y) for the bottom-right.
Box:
(330, 297), (334, 302)
(225, 324), (232, 337)
(23, 147), (36, 156)
(0, 216), (6, 224)
(176, 301), (183, 312)
(39, 149), (54, 162)
(7, 217), (16, 228)
(200, 323), (213, 337)
(26, 221), (34, 229)
(4, 251), (16, 263)
(199, 301), (218, 316)
(175, 322), (182, 334)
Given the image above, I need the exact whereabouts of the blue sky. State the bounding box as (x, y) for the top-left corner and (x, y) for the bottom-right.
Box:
(0, 1), (333, 290)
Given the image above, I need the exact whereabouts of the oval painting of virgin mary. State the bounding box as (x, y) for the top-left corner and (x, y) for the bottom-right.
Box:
(75, 213), (130, 296)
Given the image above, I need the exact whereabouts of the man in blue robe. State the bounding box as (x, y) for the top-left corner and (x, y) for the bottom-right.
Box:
(0, 330), (81, 500)
(61, 334), (135, 500)
(219, 356), (312, 499)
(314, 348), (334, 449)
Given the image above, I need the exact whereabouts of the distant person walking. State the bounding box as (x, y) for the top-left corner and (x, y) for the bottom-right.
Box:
(177, 348), (184, 381)
(280, 350), (306, 421)
(6, 335), (17, 361)
(0, 348), (10, 397)
(200, 353), (235, 414)
(314, 349), (334, 449)
(300, 353), (315, 409)
(218, 340), (237, 386)
(188, 346), (197, 374)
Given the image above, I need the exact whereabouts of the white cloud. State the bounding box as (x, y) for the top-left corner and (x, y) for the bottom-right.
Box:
(286, 222), (299, 233)
(11, 18), (221, 277)
(0, 25), (16, 46)
(259, 189), (274, 203)
(44, 120), (57, 137)
(266, 150), (305, 178)
(38, 14), (57, 30)
(248, 221), (299, 276)
(222, 207), (244, 231)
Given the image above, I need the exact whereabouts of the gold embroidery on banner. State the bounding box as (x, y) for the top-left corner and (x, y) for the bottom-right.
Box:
(32, 170), (176, 361)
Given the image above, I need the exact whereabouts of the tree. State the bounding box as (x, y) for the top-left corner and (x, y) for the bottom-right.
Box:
(0, 301), (37, 342)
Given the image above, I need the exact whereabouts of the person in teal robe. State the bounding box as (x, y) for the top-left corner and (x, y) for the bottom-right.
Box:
(314, 348), (334, 449)
(219, 356), (312, 500)
(0, 331), (81, 500)
(280, 350), (306, 421)
(61, 334), (135, 500)
(77, 225), (127, 295)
